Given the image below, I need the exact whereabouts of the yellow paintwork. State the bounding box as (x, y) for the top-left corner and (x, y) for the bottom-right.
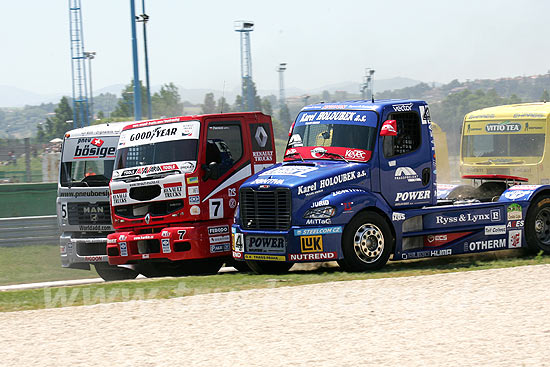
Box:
(432, 122), (450, 183)
(460, 102), (550, 184)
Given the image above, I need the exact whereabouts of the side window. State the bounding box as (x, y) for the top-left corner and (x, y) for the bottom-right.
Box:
(383, 112), (421, 157)
(206, 122), (243, 177)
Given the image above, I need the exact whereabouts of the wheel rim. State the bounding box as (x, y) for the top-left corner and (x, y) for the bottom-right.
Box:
(535, 208), (550, 245)
(353, 223), (384, 263)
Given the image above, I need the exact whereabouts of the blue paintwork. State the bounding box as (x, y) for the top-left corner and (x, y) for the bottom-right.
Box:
(233, 99), (550, 264)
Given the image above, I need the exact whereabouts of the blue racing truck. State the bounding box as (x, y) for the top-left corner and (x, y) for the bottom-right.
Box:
(232, 99), (550, 273)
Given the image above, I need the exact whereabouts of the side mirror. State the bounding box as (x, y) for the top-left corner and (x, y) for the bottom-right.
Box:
(380, 120), (397, 136)
(202, 161), (220, 181)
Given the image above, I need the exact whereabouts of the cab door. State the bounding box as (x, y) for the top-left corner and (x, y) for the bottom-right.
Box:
(200, 117), (249, 221)
(378, 105), (435, 208)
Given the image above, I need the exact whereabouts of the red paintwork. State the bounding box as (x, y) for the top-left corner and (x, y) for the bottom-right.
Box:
(462, 174), (529, 182)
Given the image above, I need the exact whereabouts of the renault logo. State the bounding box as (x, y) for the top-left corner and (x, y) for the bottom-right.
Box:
(145, 213), (151, 224)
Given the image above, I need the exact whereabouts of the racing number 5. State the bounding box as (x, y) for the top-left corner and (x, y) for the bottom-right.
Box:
(61, 203), (67, 219)
(209, 198), (224, 219)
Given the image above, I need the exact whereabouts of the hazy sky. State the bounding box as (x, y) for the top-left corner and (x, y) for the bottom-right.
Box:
(3, 0), (549, 96)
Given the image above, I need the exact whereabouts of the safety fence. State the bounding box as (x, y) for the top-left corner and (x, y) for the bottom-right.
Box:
(0, 215), (59, 247)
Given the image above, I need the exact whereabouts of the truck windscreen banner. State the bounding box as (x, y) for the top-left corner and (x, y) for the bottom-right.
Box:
(294, 110), (378, 128)
(118, 121), (200, 149)
(62, 136), (119, 162)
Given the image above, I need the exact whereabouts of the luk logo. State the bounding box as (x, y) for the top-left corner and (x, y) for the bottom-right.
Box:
(255, 126), (268, 148)
(300, 235), (323, 253)
(91, 138), (104, 147)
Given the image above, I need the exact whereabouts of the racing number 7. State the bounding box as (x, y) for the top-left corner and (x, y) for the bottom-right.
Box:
(209, 198), (223, 219)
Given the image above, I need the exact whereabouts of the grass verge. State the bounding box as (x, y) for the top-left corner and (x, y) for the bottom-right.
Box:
(1, 250), (548, 313)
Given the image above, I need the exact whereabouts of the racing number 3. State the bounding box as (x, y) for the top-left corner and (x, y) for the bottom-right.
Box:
(209, 198), (224, 219)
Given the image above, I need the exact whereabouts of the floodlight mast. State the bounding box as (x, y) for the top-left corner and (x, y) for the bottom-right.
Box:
(277, 63), (287, 110)
(360, 68), (375, 100)
(234, 20), (255, 111)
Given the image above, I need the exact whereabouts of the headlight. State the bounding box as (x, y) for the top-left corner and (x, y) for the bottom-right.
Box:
(303, 206), (336, 219)
(233, 203), (240, 223)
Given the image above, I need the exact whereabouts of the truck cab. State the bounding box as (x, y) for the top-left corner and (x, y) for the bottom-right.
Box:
(106, 113), (275, 276)
(233, 100), (550, 273)
(57, 122), (138, 281)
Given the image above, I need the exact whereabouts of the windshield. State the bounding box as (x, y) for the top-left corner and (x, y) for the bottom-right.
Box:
(114, 120), (200, 173)
(286, 110), (378, 161)
(462, 134), (545, 158)
(60, 136), (119, 187)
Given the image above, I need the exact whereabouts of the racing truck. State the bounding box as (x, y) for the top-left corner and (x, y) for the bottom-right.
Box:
(106, 113), (276, 276)
(232, 99), (550, 273)
(58, 122), (138, 281)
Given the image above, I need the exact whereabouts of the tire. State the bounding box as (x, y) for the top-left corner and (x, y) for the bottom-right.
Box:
(94, 264), (139, 281)
(525, 195), (550, 253)
(338, 211), (393, 272)
(245, 260), (293, 274)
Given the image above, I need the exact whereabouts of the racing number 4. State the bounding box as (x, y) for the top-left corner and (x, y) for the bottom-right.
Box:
(209, 198), (224, 219)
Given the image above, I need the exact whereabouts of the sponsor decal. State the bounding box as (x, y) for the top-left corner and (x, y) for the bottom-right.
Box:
(119, 242), (128, 256)
(294, 226), (343, 236)
(190, 205), (200, 215)
(297, 170), (366, 196)
(508, 230), (522, 248)
(161, 238), (171, 253)
(161, 164), (178, 171)
(72, 140), (116, 159)
(485, 122), (521, 133)
(491, 209), (501, 221)
(306, 218), (331, 225)
(485, 225), (506, 235)
(59, 189), (109, 198)
(260, 166), (318, 177)
(188, 186), (199, 196)
(254, 126), (269, 147)
(252, 178), (284, 185)
(119, 235), (126, 241)
(253, 151), (273, 162)
(189, 195), (200, 204)
(424, 232), (471, 247)
(300, 235), (323, 253)
(435, 211), (500, 225)
(79, 225), (111, 231)
(344, 149), (368, 161)
(229, 198), (237, 208)
(395, 190), (431, 204)
(142, 254), (150, 259)
(107, 238), (117, 244)
(208, 225), (229, 236)
(311, 200), (329, 208)
(247, 236), (286, 253)
(507, 220), (524, 228)
(392, 212), (406, 221)
(392, 103), (413, 112)
(504, 190), (532, 200)
(210, 235), (231, 244)
(464, 238), (506, 252)
(331, 188), (364, 196)
(508, 185), (541, 191)
(84, 256), (103, 262)
(161, 231), (170, 237)
(228, 188), (237, 197)
(180, 162), (195, 171)
(232, 251), (243, 259)
(289, 252), (337, 261)
(402, 249), (452, 259)
(90, 138), (104, 147)
(129, 126), (178, 142)
(163, 183), (183, 198)
(187, 177), (199, 184)
(342, 202), (353, 211)
(394, 167), (420, 182)
(507, 204), (522, 220)
(134, 235), (155, 240)
(311, 147), (327, 158)
(210, 243), (230, 253)
(233, 232), (244, 252)
(244, 254), (286, 261)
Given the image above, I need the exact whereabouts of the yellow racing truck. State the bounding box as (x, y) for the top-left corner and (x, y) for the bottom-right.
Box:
(460, 103), (550, 183)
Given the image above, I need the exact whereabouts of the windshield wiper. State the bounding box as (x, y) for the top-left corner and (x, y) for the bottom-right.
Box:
(284, 151), (305, 162)
(321, 151), (349, 163)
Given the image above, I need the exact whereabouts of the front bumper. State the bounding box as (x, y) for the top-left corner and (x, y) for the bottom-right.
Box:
(232, 225), (344, 263)
(60, 233), (109, 269)
(107, 222), (231, 265)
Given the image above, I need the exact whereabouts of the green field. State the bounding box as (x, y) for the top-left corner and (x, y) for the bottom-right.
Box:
(0, 154), (43, 182)
(0, 244), (548, 312)
(0, 245), (98, 285)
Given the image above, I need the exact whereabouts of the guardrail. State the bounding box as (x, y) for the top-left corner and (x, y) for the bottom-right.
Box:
(0, 215), (59, 247)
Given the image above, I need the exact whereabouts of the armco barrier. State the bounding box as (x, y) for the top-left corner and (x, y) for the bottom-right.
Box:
(0, 183), (57, 218)
(0, 215), (59, 247)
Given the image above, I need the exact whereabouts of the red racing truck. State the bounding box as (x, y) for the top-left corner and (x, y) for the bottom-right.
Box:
(106, 113), (276, 276)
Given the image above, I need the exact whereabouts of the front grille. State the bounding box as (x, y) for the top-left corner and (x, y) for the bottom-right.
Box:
(114, 199), (184, 219)
(240, 188), (291, 230)
(77, 242), (107, 256)
(68, 202), (111, 225)
(130, 185), (161, 201)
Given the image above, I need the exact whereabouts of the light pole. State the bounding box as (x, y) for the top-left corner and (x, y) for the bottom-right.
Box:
(277, 63), (287, 111)
(84, 51), (96, 120)
(360, 68), (375, 101)
(137, 1), (152, 119)
(130, 0), (142, 121)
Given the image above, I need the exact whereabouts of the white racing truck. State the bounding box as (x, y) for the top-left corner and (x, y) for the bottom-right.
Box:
(57, 122), (138, 281)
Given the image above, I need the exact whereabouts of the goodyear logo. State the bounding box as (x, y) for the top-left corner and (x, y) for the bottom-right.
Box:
(300, 235), (323, 253)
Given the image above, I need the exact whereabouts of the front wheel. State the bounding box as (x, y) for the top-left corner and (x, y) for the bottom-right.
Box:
(338, 212), (393, 272)
(246, 260), (293, 274)
(94, 263), (139, 281)
(526, 195), (550, 253)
